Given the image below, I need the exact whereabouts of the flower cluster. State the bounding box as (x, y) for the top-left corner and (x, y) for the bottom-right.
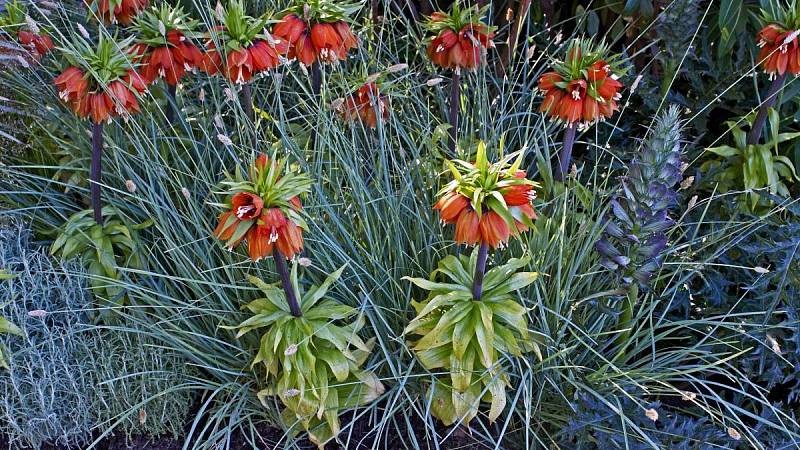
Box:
(272, 5), (358, 66)
(538, 39), (625, 125)
(434, 142), (538, 248)
(425, 5), (494, 70)
(86, 0), (148, 26)
(129, 4), (203, 86)
(756, 3), (800, 76)
(213, 154), (313, 261)
(596, 106), (684, 287)
(53, 36), (147, 123)
(757, 24), (800, 76)
(199, 1), (287, 84)
(0, 0), (53, 59)
(337, 82), (389, 128)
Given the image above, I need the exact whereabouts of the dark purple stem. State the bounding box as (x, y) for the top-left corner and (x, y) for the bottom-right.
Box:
(241, 83), (254, 124)
(449, 70), (461, 155)
(273, 248), (302, 317)
(555, 124), (576, 181)
(748, 73), (787, 145)
(472, 242), (488, 300)
(166, 83), (177, 124)
(90, 121), (104, 225)
(311, 62), (322, 97)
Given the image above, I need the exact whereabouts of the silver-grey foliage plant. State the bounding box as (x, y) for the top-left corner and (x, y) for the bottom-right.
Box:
(0, 221), (96, 449)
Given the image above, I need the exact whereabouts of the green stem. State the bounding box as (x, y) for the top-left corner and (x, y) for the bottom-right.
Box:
(614, 283), (638, 351)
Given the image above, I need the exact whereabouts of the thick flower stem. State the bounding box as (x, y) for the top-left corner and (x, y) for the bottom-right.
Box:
(90, 121), (104, 225)
(273, 248), (302, 317)
(614, 283), (638, 354)
(241, 83), (255, 124)
(748, 73), (787, 145)
(555, 124), (577, 181)
(311, 62), (322, 97)
(448, 70), (461, 155)
(472, 242), (488, 300)
(166, 83), (177, 124)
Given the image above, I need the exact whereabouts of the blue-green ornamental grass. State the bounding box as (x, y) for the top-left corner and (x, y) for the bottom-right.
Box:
(1, 0), (800, 448)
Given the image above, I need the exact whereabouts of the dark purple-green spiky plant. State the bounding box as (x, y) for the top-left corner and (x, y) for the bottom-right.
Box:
(595, 105), (684, 349)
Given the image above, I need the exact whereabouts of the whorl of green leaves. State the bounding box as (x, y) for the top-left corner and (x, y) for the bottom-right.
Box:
(704, 108), (800, 210)
(211, 0), (271, 51)
(227, 264), (384, 448)
(424, 3), (493, 34)
(0, 0), (28, 31)
(131, 3), (199, 46)
(281, 0), (363, 24)
(550, 37), (626, 81)
(63, 32), (136, 86)
(761, 0), (800, 29)
(50, 206), (149, 307)
(439, 141), (537, 228)
(403, 251), (539, 425)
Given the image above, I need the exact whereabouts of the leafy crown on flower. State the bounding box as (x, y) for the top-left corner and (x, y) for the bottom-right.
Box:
(424, 3), (495, 70)
(53, 33), (147, 123)
(85, 0), (148, 26)
(538, 38), (626, 125)
(756, 1), (800, 76)
(0, 0), (54, 57)
(272, 0), (361, 66)
(434, 142), (538, 248)
(199, 0), (287, 83)
(129, 3), (202, 85)
(213, 152), (313, 261)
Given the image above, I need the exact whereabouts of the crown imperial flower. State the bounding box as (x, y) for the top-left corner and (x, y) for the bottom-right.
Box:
(53, 35), (147, 123)
(434, 142), (538, 249)
(85, 0), (148, 25)
(213, 153), (312, 261)
(336, 82), (390, 128)
(199, 1), (287, 84)
(0, 0), (54, 59)
(271, 0), (360, 67)
(538, 39), (625, 125)
(424, 4), (494, 70)
(129, 4), (203, 86)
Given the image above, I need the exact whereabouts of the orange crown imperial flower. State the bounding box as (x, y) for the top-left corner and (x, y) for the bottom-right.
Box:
(272, 0), (360, 66)
(0, 0), (54, 59)
(198, 1), (288, 84)
(336, 81), (390, 128)
(213, 152), (313, 261)
(538, 38), (626, 126)
(756, 3), (800, 76)
(129, 4), (203, 86)
(424, 4), (495, 71)
(85, 0), (148, 25)
(53, 34), (147, 123)
(434, 142), (539, 249)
